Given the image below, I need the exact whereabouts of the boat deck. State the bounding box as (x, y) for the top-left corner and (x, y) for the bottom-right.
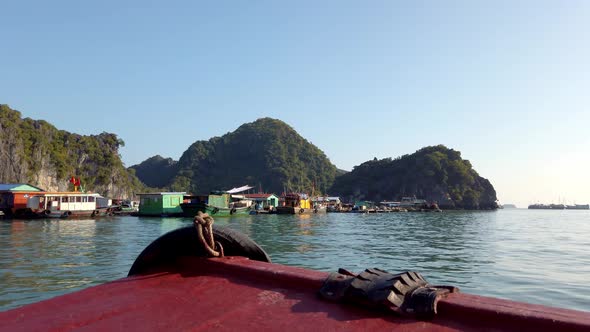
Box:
(1, 257), (589, 331)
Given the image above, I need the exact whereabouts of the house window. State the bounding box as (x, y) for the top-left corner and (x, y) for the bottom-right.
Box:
(76, 197), (82, 202)
(61, 197), (68, 203)
(88, 197), (95, 202)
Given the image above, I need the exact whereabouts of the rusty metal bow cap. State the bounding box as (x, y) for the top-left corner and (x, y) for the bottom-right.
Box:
(319, 268), (458, 319)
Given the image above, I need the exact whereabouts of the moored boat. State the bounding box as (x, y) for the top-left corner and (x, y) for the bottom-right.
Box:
(566, 204), (590, 210)
(276, 193), (327, 214)
(1, 219), (589, 331)
(111, 200), (140, 215)
(400, 196), (428, 208)
(529, 203), (567, 209)
(25, 192), (113, 218)
(180, 191), (253, 217)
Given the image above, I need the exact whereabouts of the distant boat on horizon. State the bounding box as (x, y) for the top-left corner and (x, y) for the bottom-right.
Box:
(565, 204), (590, 210)
(528, 203), (589, 210)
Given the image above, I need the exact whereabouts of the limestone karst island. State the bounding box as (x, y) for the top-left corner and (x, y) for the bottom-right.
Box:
(0, 104), (498, 218)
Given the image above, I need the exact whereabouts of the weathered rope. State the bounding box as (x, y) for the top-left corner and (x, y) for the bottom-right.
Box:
(193, 211), (224, 257)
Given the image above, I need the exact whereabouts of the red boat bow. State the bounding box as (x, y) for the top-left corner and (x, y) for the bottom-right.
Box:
(1, 256), (589, 331)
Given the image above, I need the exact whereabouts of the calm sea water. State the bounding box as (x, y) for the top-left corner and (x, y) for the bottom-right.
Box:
(1, 209), (589, 312)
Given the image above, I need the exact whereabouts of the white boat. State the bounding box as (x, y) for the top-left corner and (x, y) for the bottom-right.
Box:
(26, 192), (112, 218)
(399, 196), (427, 208)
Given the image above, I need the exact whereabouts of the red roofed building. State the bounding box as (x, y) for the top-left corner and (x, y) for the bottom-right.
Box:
(0, 183), (45, 217)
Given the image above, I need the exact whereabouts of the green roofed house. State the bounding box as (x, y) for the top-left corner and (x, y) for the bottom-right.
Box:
(244, 193), (279, 210)
(137, 192), (186, 217)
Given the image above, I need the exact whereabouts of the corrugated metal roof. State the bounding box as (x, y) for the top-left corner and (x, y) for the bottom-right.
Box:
(0, 184), (45, 192)
(244, 193), (277, 199)
(226, 185), (255, 194)
(315, 197), (340, 202)
(137, 192), (187, 196)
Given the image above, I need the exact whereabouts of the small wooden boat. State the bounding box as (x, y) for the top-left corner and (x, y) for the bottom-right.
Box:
(111, 200), (139, 216)
(1, 222), (589, 331)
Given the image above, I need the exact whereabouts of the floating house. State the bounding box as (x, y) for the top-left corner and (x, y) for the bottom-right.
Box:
(380, 201), (401, 208)
(315, 196), (341, 206)
(276, 193), (326, 214)
(354, 200), (375, 209)
(137, 192), (186, 217)
(0, 183), (45, 216)
(315, 197), (342, 212)
(181, 192), (253, 217)
(26, 192), (112, 218)
(400, 196), (427, 208)
(244, 193), (279, 209)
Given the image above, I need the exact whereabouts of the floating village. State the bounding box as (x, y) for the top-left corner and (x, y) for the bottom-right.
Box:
(0, 182), (446, 219)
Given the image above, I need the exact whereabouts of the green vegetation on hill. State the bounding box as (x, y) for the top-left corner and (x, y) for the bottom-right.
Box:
(1, 104), (498, 208)
(141, 118), (339, 195)
(329, 145), (498, 209)
(130, 155), (178, 188)
(0, 104), (145, 198)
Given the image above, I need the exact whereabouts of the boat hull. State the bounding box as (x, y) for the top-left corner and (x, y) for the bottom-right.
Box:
(111, 208), (138, 216)
(25, 208), (115, 219)
(180, 202), (252, 217)
(2, 256), (589, 331)
(275, 206), (327, 215)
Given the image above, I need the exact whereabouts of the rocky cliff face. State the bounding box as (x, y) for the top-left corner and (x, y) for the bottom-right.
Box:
(0, 104), (144, 198)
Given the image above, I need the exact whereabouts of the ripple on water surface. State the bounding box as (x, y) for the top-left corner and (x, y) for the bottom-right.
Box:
(1, 209), (589, 312)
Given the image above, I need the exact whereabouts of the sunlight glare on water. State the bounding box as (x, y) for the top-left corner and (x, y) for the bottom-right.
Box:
(1, 209), (589, 312)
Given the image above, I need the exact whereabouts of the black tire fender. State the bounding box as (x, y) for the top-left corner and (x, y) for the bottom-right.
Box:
(44, 210), (51, 216)
(230, 208), (237, 215)
(299, 208), (304, 214)
(128, 226), (271, 276)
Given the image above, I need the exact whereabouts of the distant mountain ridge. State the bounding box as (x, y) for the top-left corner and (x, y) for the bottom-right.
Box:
(132, 118), (339, 195)
(129, 155), (178, 188)
(1, 105), (498, 209)
(132, 122), (498, 209)
(328, 145), (498, 209)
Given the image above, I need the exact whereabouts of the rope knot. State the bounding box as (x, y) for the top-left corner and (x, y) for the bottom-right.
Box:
(194, 211), (224, 257)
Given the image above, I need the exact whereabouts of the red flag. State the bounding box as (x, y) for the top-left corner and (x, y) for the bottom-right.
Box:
(70, 176), (76, 184)
(75, 178), (81, 187)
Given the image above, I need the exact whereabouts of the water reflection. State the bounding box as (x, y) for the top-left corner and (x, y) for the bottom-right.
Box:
(1, 210), (590, 312)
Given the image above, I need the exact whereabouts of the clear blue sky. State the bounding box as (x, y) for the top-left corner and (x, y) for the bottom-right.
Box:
(2, 1), (589, 207)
